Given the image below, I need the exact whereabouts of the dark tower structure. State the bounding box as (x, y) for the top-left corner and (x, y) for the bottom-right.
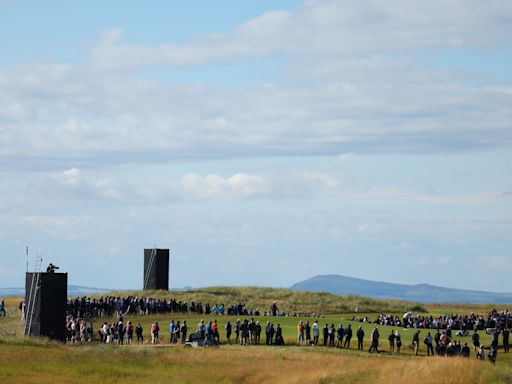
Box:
(143, 248), (169, 290)
(24, 272), (67, 341)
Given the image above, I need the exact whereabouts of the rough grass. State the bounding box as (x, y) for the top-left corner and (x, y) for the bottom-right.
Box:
(0, 342), (510, 384)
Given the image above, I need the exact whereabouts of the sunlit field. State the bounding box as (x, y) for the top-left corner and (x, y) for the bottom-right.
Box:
(1, 294), (511, 384)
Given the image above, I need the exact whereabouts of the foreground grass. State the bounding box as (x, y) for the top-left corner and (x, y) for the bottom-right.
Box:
(0, 341), (511, 384)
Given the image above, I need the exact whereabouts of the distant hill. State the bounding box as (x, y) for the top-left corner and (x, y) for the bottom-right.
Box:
(0, 285), (109, 298)
(291, 275), (512, 304)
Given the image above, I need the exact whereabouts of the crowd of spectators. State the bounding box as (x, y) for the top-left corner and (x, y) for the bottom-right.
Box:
(13, 294), (510, 364)
(356, 308), (512, 332)
(65, 296), (266, 319)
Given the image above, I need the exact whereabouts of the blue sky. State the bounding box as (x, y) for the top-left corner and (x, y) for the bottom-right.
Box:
(0, 0), (511, 291)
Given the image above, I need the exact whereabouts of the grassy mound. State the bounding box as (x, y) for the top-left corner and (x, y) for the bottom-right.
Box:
(108, 286), (428, 314)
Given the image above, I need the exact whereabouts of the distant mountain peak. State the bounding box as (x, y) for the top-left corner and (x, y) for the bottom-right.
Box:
(291, 274), (512, 304)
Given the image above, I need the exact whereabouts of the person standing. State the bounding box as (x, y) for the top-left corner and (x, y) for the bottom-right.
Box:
(424, 332), (434, 356)
(241, 319), (249, 345)
(151, 321), (159, 344)
(503, 328), (510, 353)
(344, 324), (352, 349)
(369, 327), (380, 353)
(180, 321), (188, 344)
(255, 321), (261, 344)
(297, 320), (305, 345)
(169, 320), (175, 343)
(357, 325), (364, 350)
(434, 329), (441, 350)
(305, 320), (311, 345)
(313, 321), (320, 345)
(322, 324), (329, 346)
(395, 330), (402, 354)
(269, 323), (275, 345)
(0, 300), (6, 316)
(388, 329), (396, 353)
(135, 322), (143, 344)
(234, 319), (241, 343)
(118, 320), (125, 345)
(225, 320), (232, 344)
(265, 321), (272, 345)
(412, 330), (420, 356)
(472, 330), (480, 353)
(212, 319), (220, 343)
(275, 324), (284, 345)
(336, 324), (344, 348)
(174, 321), (181, 344)
(491, 328), (500, 350)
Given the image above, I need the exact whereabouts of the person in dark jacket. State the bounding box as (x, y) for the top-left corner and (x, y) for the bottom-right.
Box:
(274, 324), (284, 345)
(225, 320), (232, 344)
(322, 324), (329, 346)
(368, 327), (380, 353)
(472, 330), (480, 353)
(180, 321), (188, 344)
(336, 324), (345, 348)
(395, 331), (402, 354)
(305, 320), (311, 345)
(503, 328), (509, 353)
(424, 332), (434, 356)
(357, 326), (364, 350)
(491, 328), (500, 349)
(344, 324), (352, 349)
(388, 329), (396, 353)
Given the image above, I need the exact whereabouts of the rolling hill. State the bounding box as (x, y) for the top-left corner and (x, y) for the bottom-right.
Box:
(291, 274), (512, 304)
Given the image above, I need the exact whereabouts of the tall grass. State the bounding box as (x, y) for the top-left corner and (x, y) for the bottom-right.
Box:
(0, 342), (510, 384)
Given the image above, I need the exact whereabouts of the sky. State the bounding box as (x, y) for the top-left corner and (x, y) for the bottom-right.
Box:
(0, 0), (511, 291)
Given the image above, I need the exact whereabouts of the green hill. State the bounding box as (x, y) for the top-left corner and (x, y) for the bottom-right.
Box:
(108, 286), (429, 314)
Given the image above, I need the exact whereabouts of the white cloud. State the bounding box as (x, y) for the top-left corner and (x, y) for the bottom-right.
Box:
(181, 173), (270, 199)
(87, 1), (512, 69)
(0, 1), (510, 168)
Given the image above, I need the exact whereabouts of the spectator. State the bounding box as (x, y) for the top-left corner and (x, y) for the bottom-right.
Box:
(322, 324), (329, 346)
(0, 299), (6, 317)
(424, 332), (434, 356)
(357, 326), (364, 351)
(472, 330), (480, 353)
(336, 323), (344, 348)
(395, 330), (402, 354)
(388, 329), (395, 353)
(305, 320), (311, 345)
(344, 324), (352, 349)
(225, 320), (232, 344)
(151, 321), (159, 344)
(503, 328), (509, 353)
(313, 321), (319, 345)
(369, 327), (380, 353)
(180, 321), (188, 344)
(297, 320), (305, 345)
(135, 323), (143, 344)
(412, 330), (420, 356)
